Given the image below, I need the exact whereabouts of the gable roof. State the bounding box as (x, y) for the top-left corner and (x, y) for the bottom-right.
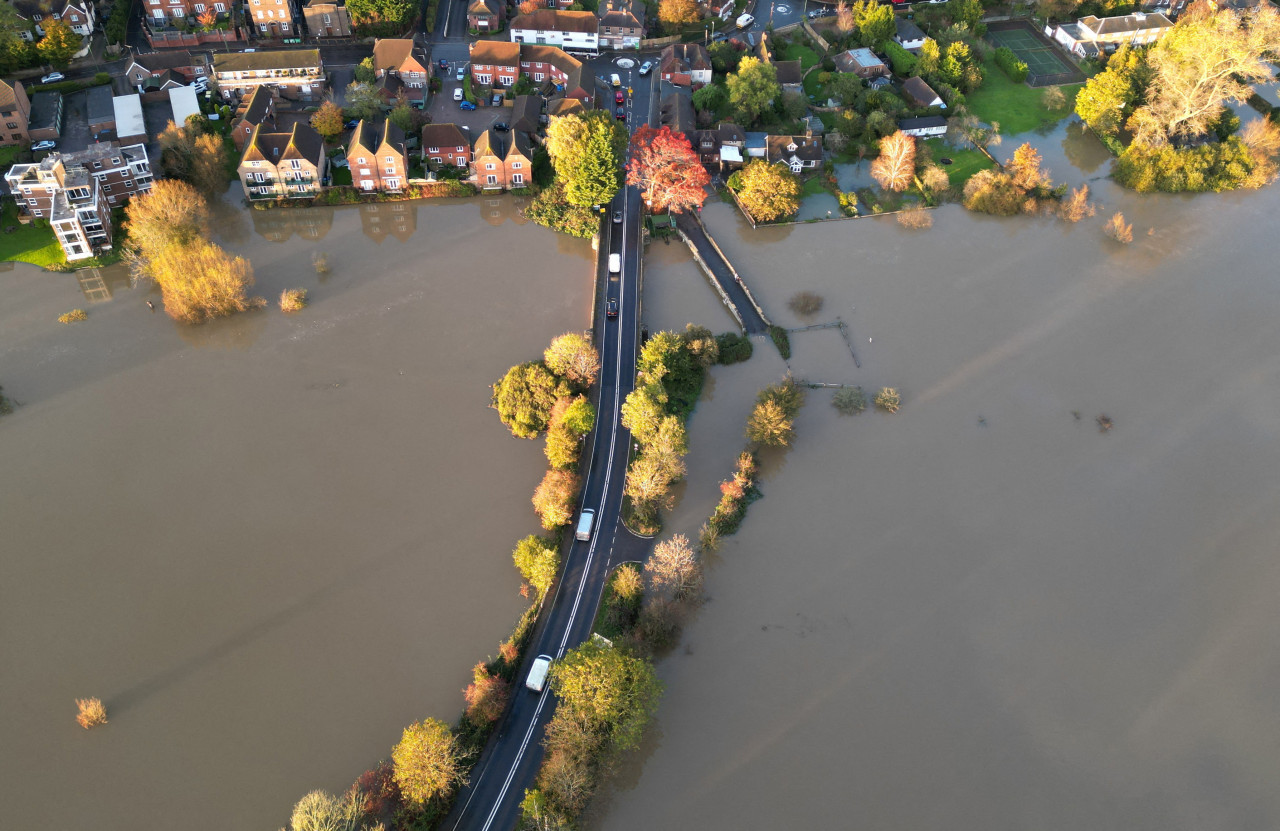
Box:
(0, 78), (25, 112)
(547, 97), (585, 116)
(660, 42), (711, 74)
(470, 40), (522, 66)
(236, 85), (274, 125)
(766, 134), (822, 163)
(834, 47), (886, 73)
(421, 122), (471, 150)
(132, 50), (207, 73)
(901, 76), (941, 106)
(281, 123), (325, 164)
(895, 18), (926, 42)
(244, 122), (324, 166)
(214, 49), (322, 73)
(898, 115), (948, 131)
(349, 119), (378, 156)
(242, 123), (291, 164)
(378, 120), (406, 156)
(511, 94), (543, 133)
(660, 92), (695, 135)
(718, 122), (746, 144)
(372, 38), (422, 71)
(468, 0), (501, 14)
(474, 128), (532, 161)
(1078, 12), (1172, 35)
(773, 59), (802, 86)
(510, 9), (599, 32)
(599, 0), (644, 28)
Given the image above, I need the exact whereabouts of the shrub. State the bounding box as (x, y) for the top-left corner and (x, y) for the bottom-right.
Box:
(312, 251), (330, 274)
(524, 180), (600, 238)
(715, 332), (754, 364)
(881, 40), (918, 75)
(75, 697), (107, 729)
(1113, 139), (1261, 193)
(993, 47), (1028, 83)
(787, 291), (824, 316)
(747, 377), (806, 447)
(58, 309), (87, 324)
(1058, 185), (1095, 223)
(896, 204), (933, 229)
(1104, 211), (1133, 244)
(280, 288), (308, 312)
(875, 387), (902, 413)
(769, 325), (791, 360)
(512, 535), (561, 601)
(832, 386), (867, 415)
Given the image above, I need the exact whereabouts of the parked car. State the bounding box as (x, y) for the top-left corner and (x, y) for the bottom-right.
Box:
(456, 66), (466, 81)
(32, 139), (56, 151)
(638, 60), (653, 76)
(606, 298), (619, 318)
(40, 72), (64, 84)
(736, 13), (754, 28)
(610, 73), (622, 88)
(460, 100), (477, 111)
(493, 121), (510, 132)
(615, 106), (626, 120)
(344, 119), (359, 130)
(615, 90), (625, 104)
(453, 87), (464, 101)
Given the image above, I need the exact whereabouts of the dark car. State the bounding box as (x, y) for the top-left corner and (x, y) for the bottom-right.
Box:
(493, 121), (510, 131)
(438, 59), (449, 71)
(344, 119), (359, 130)
(615, 106), (626, 120)
(615, 90), (625, 104)
(606, 299), (619, 318)
(612, 208), (623, 223)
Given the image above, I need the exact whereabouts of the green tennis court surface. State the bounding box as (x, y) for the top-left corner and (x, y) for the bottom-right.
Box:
(988, 28), (1076, 76)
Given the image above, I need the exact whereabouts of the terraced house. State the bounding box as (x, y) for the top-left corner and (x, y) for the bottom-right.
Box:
(371, 38), (429, 108)
(0, 79), (32, 147)
(421, 123), (472, 171)
(469, 41), (522, 87)
(237, 122), (327, 199)
(473, 129), (533, 191)
(347, 120), (409, 193)
(250, 0), (299, 36)
(303, 0), (352, 36)
(509, 9), (599, 52)
(141, 0), (231, 25)
(214, 49), (325, 102)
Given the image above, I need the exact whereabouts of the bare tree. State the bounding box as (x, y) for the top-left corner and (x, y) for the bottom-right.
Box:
(870, 131), (917, 192)
(1104, 212), (1134, 244)
(835, 0), (855, 32)
(644, 534), (702, 601)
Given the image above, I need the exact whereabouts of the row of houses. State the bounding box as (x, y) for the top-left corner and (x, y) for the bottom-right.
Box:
(8, 0), (96, 39)
(466, 0), (646, 49)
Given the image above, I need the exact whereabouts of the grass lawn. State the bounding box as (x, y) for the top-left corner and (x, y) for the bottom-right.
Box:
(330, 166), (352, 186)
(779, 41), (821, 71)
(966, 57), (1082, 136)
(801, 175), (828, 197)
(0, 144), (24, 171)
(924, 138), (996, 188)
(0, 201), (66, 269)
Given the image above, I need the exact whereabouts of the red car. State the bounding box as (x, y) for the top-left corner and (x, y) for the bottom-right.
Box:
(615, 90), (625, 104)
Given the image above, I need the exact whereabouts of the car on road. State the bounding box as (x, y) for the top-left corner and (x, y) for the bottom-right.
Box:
(453, 87), (464, 101)
(615, 90), (625, 104)
(460, 100), (477, 111)
(608, 253), (621, 274)
(615, 106), (626, 120)
(40, 72), (64, 84)
(808, 8), (831, 17)
(526, 655), (553, 692)
(736, 12), (754, 28)
(576, 507), (597, 540)
(438, 59), (449, 72)
(612, 208), (623, 223)
(32, 140), (56, 152)
(456, 66), (466, 81)
(493, 121), (510, 131)
(638, 60), (653, 75)
(606, 298), (619, 318)
(610, 73), (622, 88)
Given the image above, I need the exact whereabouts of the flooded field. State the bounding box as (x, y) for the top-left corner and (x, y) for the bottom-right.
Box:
(0, 195), (594, 830)
(603, 121), (1280, 830)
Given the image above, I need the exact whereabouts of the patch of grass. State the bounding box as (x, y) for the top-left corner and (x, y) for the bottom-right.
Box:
(769, 325), (791, 360)
(966, 57), (1081, 136)
(592, 564), (643, 642)
(0, 144), (23, 171)
(0, 202), (66, 269)
(923, 138), (995, 188)
(330, 166), (352, 186)
(800, 175), (827, 197)
(58, 309), (87, 324)
(779, 41), (821, 71)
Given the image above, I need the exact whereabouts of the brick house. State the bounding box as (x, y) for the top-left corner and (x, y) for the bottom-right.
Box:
(303, 0), (352, 36)
(467, 0), (503, 32)
(125, 51), (211, 91)
(421, 123), (472, 171)
(231, 86), (277, 151)
(834, 47), (888, 79)
(237, 122), (328, 199)
(766, 133), (822, 173)
(598, 0), (645, 49)
(250, 0), (299, 37)
(141, 0), (232, 26)
(372, 38), (429, 107)
(509, 10), (600, 52)
(469, 41), (522, 87)
(473, 129), (533, 190)
(0, 79), (32, 147)
(347, 120), (409, 193)
(659, 43), (712, 87)
(519, 45), (592, 103)
(10, 0), (96, 38)
(214, 50), (326, 102)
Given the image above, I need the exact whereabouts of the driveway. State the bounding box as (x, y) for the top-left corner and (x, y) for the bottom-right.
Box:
(57, 90), (93, 155)
(426, 72), (514, 134)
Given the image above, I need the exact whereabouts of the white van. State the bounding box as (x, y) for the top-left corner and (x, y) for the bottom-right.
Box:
(526, 654), (552, 692)
(575, 508), (596, 541)
(608, 253), (621, 274)
(736, 13), (755, 28)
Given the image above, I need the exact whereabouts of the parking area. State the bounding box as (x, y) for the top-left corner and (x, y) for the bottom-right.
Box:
(56, 90), (94, 155)
(426, 66), (517, 134)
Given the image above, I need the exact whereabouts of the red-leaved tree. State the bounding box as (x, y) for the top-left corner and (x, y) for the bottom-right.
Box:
(626, 125), (711, 214)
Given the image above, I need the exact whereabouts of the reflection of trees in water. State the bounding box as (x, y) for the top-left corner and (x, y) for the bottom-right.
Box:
(359, 201), (417, 243)
(172, 305), (269, 350)
(479, 194), (529, 227)
(1061, 122), (1110, 176)
(250, 205), (336, 243)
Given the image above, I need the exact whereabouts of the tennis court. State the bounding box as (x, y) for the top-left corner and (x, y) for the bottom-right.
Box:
(985, 20), (1084, 86)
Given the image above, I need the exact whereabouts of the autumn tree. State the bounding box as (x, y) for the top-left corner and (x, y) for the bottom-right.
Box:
(158, 121), (196, 180)
(197, 8), (217, 29)
(124, 180), (210, 261)
(36, 18), (80, 69)
(1132, 6), (1280, 145)
(311, 100), (346, 140)
(732, 160), (801, 222)
(746, 377), (806, 447)
(289, 790), (364, 831)
(463, 663), (510, 724)
(1006, 143), (1048, 192)
(518, 0), (541, 12)
(835, 0), (854, 33)
(533, 468), (581, 529)
(1074, 44), (1146, 137)
(147, 239), (256, 324)
(626, 125), (711, 213)
(869, 130), (916, 192)
(659, 0), (701, 29)
(726, 57), (780, 126)
(391, 718), (466, 807)
(544, 332), (600, 388)
(625, 450), (685, 515)
(513, 534), (561, 600)
(644, 534), (702, 601)
(549, 640), (663, 752)
(190, 133), (228, 195)
(492, 362), (568, 438)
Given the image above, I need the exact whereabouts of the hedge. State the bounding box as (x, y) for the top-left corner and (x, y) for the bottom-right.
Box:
(880, 40), (917, 76)
(993, 47), (1029, 83)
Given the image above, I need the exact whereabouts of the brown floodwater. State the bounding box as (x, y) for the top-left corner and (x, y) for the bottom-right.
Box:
(0, 195), (594, 830)
(599, 119), (1280, 830)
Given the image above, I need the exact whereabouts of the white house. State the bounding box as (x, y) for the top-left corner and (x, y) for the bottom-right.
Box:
(897, 116), (948, 138)
(510, 10), (600, 53)
(1051, 11), (1172, 57)
(112, 94), (148, 146)
(168, 86), (201, 128)
(895, 19), (927, 52)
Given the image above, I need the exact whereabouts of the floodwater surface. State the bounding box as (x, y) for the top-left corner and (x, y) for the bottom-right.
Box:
(0, 195), (593, 830)
(602, 121), (1280, 830)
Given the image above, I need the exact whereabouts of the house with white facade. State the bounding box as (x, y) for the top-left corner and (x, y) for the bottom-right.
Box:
(509, 10), (599, 53)
(1050, 11), (1173, 57)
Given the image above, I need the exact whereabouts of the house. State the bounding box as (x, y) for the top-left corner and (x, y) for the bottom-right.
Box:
(169, 86), (202, 129)
(901, 76), (944, 109)
(660, 92), (695, 140)
(87, 86), (115, 138)
(472, 129), (534, 190)
(0, 79), (33, 147)
(304, 0), (352, 36)
(894, 19), (927, 51)
(29, 91), (65, 143)
(139, 0), (234, 27)
(61, 142), (155, 207)
(897, 115), (948, 138)
(469, 41), (522, 87)
(598, 0), (645, 50)
(112, 94), (147, 145)
(547, 97), (585, 117)
(57, 0), (96, 35)
(10, 0), (96, 38)
(5, 156), (113, 260)
(834, 47), (888, 79)
(237, 122), (328, 199)
(773, 60), (803, 93)
(250, 0), (298, 37)
(659, 43), (712, 88)
(1052, 12), (1172, 57)
(347, 120), (409, 193)
(511, 95), (544, 136)
(521, 45), (593, 102)
(373, 38), (429, 107)
(421, 123), (472, 171)
(231, 85), (277, 151)
(766, 133), (822, 173)
(468, 0), (504, 33)
(125, 51), (210, 90)
(509, 10), (600, 53)
(704, 0), (736, 22)
(744, 131), (767, 158)
(214, 50), (326, 102)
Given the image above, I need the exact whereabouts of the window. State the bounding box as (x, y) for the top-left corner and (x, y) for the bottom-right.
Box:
(430, 156), (441, 164)
(104, 184), (112, 192)
(534, 73), (544, 81)
(92, 161), (101, 169)
(456, 145), (464, 152)
(512, 173), (523, 185)
(358, 157), (366, 164)
(215, 2), (225, 9)
(290, 159), (301, 169)
(511, 162), (522, 169)
(486, 174), (497, 184)
(111, 158), (119, 165)
(194, 3), (205, 9)
(323, 13), (330, 23)
(384, 167), (395, 175)
(457, 158), (467, 166)
(427, 146), (439, 153)
(21, 187), (30, 195)
(32, 210), (42, 216)
(267, 8), (273, 16)
(281, 22), (288, 30)
(7, 122), (17, 130)
(259, 24), (268, 32)
(485, 163), (495, 170)
(385, 155), (394, 163)
(27, 198), (37, 206)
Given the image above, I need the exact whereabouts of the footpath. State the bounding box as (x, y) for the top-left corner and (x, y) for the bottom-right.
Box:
(674, 212), (771, 336)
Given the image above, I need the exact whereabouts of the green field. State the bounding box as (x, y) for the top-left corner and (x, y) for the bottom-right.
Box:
(0, 201), (66, 269)
(779, 41), (821, 72)
(924, 138), (996, 187)
(967, 57), (1081, 136)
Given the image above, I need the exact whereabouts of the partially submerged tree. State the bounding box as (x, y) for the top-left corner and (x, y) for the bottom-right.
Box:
(732, 160), (801, 222)
(644, 534), (702, 602)
(532, 468), (581, 529)
(491, 362), (568, 439)
(544, 332), (601, 388)
(391, 718), (466, 808)
(513, 534), (561, 600)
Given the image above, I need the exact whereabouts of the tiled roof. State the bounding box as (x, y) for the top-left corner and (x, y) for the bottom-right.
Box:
(1078, 12), (1172, 34)
(0, 78), (26, 112)
(133, 51), (207, 73)
(901, 76), (941, 106)
(895, 18), (926, 42)
(470, 40), (522, 66)
(349, 119), (378, 156)
(421, 122), (470, 149)
(215, 49), (322, 73)
(766, 134), (822, 162)
(372, 38), (421, 71)
(510, 9), (599, 33)
(660, 42), (711, 74)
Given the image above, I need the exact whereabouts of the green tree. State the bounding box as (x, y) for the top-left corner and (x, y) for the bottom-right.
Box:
(621, 385), (667, 445)
(569, 112), (627, 207)
(0, 4), (33, 75)
(726, 57), (780, 126)
(1074, 43), (1144, 137)
(949, 0), (983, 30)
(310, 100), (346, 140)
(36, 18), (80, 70)
(545, 422), (582, 470)
(513, 535), (561, 600)
(344, 81), (385, 121)
(853, 0), (895, 45)
(544, 332), (600, 388)
(491, 362), (568, 439)
(733, 160), (801, 222)
(391, 718), (465, 807)
(692, 82), (728, 115)
(389, 101), (421, 134)
(708, 41), (742, 74)
(550, 640), (663, 752)
(558, 396), (596, 436)
(917, 38), (941, 76)
(746, 377), (806, 446)
(355, 56), (377, 84)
